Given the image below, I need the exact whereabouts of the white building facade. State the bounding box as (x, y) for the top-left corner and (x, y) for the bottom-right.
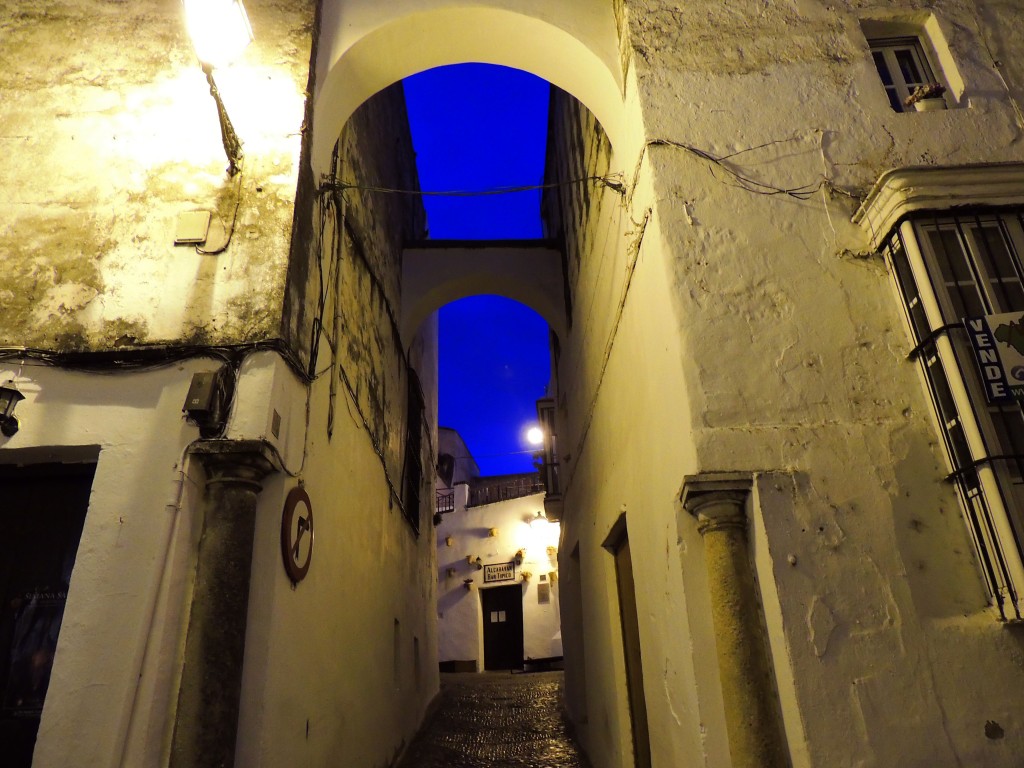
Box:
(435, 466), (562, 671)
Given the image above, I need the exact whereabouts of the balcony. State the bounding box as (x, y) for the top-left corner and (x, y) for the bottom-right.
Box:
(467, 473), (544, 508)
(435, 489), (455, 514)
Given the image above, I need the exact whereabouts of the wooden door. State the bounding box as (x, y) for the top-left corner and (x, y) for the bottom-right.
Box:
(0, 462), (94, 768)
(614, 536), (652, 768)
(481, 584), (524, 671)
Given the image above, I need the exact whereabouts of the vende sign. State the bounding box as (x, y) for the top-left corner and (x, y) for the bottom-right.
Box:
(964, 313), (1024, 402)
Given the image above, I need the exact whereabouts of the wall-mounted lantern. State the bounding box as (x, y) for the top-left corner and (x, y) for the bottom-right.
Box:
(467, 556), (483, 570)
(488, 527), (499, 537)
(182, 0), (253, 68)
(0, 381), (25, 437)
(181, 0), (253, 176)
(514, 549), (525, 566)
(530, 511), (548, 529)
(463, 578), (474, 591)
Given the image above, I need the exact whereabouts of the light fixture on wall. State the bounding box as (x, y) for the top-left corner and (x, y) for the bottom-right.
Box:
(530, 511), (548, 529)
(181, 0), (253, 176)
(0, 381), (25, 437)
(514, 549), (525, 566)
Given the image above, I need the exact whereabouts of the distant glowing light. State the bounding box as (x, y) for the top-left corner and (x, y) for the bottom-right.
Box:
(182, 0), (253, 68)
(526, 426), (544, 446)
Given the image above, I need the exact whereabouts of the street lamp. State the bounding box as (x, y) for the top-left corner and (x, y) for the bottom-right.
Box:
(181, 0), (253, 176)
(0, 381), (25, 437)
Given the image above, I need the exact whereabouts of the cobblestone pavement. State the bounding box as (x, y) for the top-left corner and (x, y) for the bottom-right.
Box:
(396, 671), (591, 768)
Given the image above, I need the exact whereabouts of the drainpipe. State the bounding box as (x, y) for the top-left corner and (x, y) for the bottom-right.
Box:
(170, 439), (278, 768)
(680, 473), (788, 768)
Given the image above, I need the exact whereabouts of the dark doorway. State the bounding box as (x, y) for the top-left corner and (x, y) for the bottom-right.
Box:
(605, 521), (652, 768)
(0, 462), (95, 768)
(481, 584), (524, 671)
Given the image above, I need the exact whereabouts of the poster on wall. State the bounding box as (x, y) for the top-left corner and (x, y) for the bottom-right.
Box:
(964, 312), (1024, 402)
(2, 590), (67, 714)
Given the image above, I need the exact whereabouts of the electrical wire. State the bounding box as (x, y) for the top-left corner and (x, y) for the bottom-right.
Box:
(0, 341), (308, 381)
(644, 138), (860, 201)
(196, 169), (245, 255)
(318, 174), (627, 198)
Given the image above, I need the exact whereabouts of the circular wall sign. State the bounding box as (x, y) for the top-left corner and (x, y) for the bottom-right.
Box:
(281, 486), (314, 584)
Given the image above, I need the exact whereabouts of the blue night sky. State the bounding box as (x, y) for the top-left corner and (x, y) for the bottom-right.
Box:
(403, 64), (552, 476)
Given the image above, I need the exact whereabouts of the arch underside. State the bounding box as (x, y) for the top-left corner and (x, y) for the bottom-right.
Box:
(401, 243), (566, 343)
(312, 4), (624, 177)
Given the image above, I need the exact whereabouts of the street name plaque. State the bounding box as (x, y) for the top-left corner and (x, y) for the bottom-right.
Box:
(483, 561), (516, 583)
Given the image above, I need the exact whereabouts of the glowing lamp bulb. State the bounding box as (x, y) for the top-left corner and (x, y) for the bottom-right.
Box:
(183, 0), (253, 68)
(526, 426), (544, 446)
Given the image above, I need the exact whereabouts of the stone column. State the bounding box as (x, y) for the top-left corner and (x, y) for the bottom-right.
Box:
(170, 440), (277, 768)
(681, 473), (788, 768)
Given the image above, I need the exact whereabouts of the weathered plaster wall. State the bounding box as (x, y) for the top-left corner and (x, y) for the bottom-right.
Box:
(544, 77), (710, 768)
(231, 79), (435, 768)
(552, 1), (1024, 766)
(437, 491), (562, 668)
(1, 0), (314, 351)
(284, 81), (427, 485)
(0, 6), (438, 765)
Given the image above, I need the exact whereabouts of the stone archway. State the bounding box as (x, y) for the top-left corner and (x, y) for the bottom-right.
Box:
(401, 240), (566, 343)
(311, 1), (624, 177)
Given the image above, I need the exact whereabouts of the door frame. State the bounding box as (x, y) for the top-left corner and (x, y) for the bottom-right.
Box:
(602, 513), (652, 768)
(479, 583), (524, 671)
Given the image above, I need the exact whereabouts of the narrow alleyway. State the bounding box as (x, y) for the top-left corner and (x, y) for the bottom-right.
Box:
(396, 671), (590, 768)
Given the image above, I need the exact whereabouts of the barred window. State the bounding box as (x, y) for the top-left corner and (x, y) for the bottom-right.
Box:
(884, 210), (1024, 620)
(402, 367), (425, 535)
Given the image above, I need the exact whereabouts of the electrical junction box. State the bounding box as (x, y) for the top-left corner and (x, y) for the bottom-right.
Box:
(184, 370), (220, 418)
(175, 210), (211, 245)
(183, 369), (232, 437)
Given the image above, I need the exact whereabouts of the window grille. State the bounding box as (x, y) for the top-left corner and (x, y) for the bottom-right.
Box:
(402, 367), (424, 535)
(884, 210), (1024, 620)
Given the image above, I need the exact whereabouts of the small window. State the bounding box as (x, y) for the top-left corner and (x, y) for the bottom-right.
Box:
(861, 15), (963, 113)
(869, 37), (943, 112)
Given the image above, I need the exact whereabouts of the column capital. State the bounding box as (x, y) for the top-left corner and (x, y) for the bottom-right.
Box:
(189, 439), (279, 490)
(681, 473), (752, 536)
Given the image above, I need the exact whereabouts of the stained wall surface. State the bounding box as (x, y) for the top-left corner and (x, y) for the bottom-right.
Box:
(1, 0), (313, 351)
(0, 2), (437, 767)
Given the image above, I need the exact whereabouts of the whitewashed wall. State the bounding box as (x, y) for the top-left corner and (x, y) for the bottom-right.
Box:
(550, 1), (1024, 767)
(437, 491), (562, 667)
(0, 345), (438, 768)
